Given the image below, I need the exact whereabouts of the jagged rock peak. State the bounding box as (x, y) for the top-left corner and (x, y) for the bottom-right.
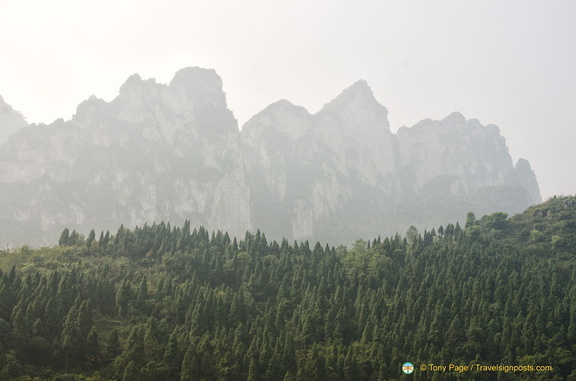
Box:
(1, 95), (24, 117)
(402, 112), (486, 135)
(118, 73), (156, 95)
(320, 79), (381, 111)
(441, 111), (466, 125)
(242, 99), (313, 141)
(267, 98), (302, 110)
(0, 95), (28, 143)
(514, 158), (542, 204)
(317, 79), (390, 135)
(114, 67), (228, 106)
(170, 66), (221, 86)
(249, 99), (311, 122)
(169, 67), (227, 105)
(344, 79), (373, 96)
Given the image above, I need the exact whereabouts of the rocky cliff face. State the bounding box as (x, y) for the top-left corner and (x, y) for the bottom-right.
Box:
(0, 67), (252, 246)
(0, 96), (27, 144)
(241, 82), (541, 244)
(241, 81), (401, 242)
(0, 67), (541, 246)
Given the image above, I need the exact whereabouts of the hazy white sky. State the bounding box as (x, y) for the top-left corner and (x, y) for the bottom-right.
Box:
(1, 0), (575, 199)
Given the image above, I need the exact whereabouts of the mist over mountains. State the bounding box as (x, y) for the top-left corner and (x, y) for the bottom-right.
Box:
(0, 67), (540, 246)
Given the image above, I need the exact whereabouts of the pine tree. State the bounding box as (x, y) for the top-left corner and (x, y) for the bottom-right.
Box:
(87, 229), (96, 248)
(86, 326), (100, 366)
(180, 343), (199, 381)
(121, 360), (140, 381)
(135, 276), (148, 311)
(116, 279), (132, 317)
(162, 329), (180, 379)
(105, 329), (121, 364)
(59, 228), (70, 246)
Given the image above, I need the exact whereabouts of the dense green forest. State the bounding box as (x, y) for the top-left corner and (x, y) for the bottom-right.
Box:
(1, 196), (576, 380)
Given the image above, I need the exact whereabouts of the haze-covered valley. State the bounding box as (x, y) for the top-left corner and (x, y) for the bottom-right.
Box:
(0, 67), (540, 247)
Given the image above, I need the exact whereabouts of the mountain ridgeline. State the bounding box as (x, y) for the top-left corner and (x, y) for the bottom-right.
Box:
(0, 67), (540, 246)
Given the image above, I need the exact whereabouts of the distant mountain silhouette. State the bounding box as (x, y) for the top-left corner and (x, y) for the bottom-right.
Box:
(0, 67), (540, 246)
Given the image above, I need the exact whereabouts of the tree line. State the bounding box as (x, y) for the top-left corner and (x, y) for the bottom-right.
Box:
(0, 196), (575, 380)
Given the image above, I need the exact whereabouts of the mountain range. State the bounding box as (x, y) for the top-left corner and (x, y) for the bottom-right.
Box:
(0, 67), (540, 246)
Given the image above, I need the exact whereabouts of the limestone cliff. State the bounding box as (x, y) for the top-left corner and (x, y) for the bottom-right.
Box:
(0, 68), (541, 246)
(0, 95), (27, 144)
(241, 83), (541, 244)
(0, 67), (252, 246)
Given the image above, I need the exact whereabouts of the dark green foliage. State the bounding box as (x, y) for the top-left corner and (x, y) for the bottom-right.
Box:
(104, 328), (121, 364)
(58, 228), (70, 247)
(1, 197), (576, 379)
(86, 229), (96, 248)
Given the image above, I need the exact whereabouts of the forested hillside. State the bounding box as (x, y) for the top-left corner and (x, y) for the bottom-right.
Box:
(1, 196), (575, 380)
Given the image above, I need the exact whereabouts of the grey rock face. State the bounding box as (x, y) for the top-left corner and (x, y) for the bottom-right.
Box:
(242, 84), (541, 244)
(0, 68), (541, 246)
(0, 96), (27, 144)
(241, 81), (401, 243)
(0, 67), (252, 246)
